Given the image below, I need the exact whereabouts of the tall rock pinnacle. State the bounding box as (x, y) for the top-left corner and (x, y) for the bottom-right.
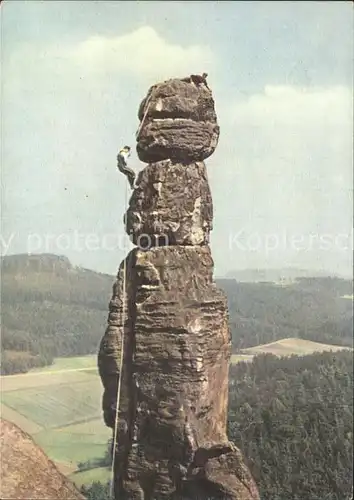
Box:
(98, 75), (259, 500)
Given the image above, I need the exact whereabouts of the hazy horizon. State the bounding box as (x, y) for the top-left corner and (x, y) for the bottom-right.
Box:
(1, 1), (353, 277)
(1, 250), (352, 280)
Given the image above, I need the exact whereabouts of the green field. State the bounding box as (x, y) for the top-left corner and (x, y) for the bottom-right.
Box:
(34, 426), (109, 464)
(0, 355), (111, 484)
(29, 355), (98, 372)
(1, 380), (102, 428)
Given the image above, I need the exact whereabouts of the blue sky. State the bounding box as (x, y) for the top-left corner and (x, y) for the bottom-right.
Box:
(1, 1), (353, 276)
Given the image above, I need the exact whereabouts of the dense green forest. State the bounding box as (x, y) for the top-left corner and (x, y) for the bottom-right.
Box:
(1, 254), (352, 374)
(228, 350), (353, 500)
(81, 481), (110, 500)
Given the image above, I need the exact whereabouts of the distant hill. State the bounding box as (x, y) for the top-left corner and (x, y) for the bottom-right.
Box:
(1, 254), (352, 374)
(231, 337), (352, 365)
(222, 267), (348, 283)
(1, 253), (74, 275)
(241, 337), (352, 357)
(0, 418), (84, 499)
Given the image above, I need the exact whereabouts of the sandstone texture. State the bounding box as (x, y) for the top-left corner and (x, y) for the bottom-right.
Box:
(98, 75), (259, 499)
(0, 419), (84, 500)
(136, 79), (220, 163)
(125, 160), (213, 246)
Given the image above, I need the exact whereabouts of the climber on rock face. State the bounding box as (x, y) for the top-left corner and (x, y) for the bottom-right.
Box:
(117, 145), (136, 189)
(181, 72), (210, 90)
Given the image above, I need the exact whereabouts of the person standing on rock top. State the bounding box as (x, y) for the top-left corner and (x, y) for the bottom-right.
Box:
(117, 145), (136, 189)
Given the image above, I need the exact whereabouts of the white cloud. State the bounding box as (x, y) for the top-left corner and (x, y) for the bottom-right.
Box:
(70, 26), (215, 81)
(208, 85), (353, 274)
(2, 26), (215, 195)
(217, 84), (353, 197)
(4, 26), (215, 92)
(2, 26), (216, 271)
(232, 85), (351, 131)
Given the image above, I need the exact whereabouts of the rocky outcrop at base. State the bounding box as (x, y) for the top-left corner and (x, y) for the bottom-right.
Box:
(0, 419), (84, 500)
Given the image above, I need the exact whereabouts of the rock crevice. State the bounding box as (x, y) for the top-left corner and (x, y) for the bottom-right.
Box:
(98, 76), (259, 499)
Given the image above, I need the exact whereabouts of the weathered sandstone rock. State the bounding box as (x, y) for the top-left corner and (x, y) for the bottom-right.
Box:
(136, 79), (220, 163)
(98, 246), (259, 499)
(0, 419), (84, 500)
(125, 160), (213, 247)
(98, 74), (259, 500)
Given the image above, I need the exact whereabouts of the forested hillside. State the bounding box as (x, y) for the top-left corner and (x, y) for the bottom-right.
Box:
(1, 254), (352, 374)
(220, 277), (353, 350)
(228, 350), (353, 500)
(1, 254), (113, 374)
